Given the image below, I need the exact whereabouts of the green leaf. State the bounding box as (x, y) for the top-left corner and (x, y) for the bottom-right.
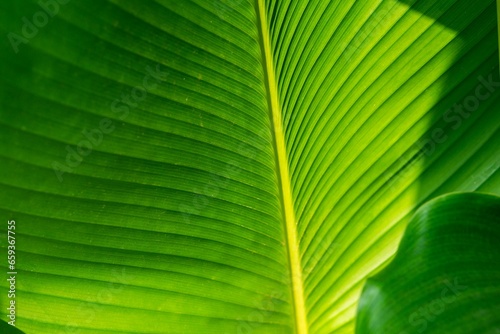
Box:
(356, 192), (500, 334)
(1, 319), (25, 334)
(498, 0), (500, 67)
(0, 0), (499, 333)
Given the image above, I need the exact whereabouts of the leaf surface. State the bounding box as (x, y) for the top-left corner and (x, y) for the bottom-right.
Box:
(0, 0), (499, 333)
(356, 192), (500, 334)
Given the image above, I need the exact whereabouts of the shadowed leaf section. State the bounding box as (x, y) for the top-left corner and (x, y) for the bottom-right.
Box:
(356, 192), (500, 334)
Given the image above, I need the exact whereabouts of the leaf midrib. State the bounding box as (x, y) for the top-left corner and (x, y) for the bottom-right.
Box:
(254, 1), (308, 333)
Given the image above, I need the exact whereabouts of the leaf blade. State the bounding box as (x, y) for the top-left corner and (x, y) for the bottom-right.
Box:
(356, 192), (500, 334)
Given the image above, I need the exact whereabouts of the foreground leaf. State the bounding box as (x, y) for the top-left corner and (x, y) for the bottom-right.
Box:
(356, 192), (500, 334)
(1, 319), (25, 334)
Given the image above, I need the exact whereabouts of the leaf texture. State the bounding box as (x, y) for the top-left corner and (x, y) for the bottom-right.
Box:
(356, 193), (500, 334)
(0, 0), (499, 333)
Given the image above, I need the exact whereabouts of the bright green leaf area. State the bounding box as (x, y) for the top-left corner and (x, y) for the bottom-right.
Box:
(0, 0), (499, 333)
(356, 193), (500, 334)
